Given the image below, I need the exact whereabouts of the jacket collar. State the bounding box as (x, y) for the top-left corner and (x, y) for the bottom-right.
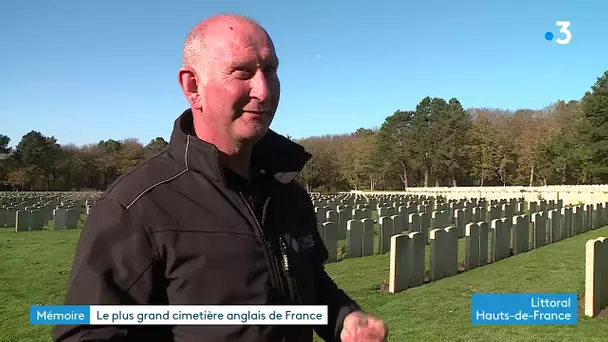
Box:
(168, 108), (311, 185)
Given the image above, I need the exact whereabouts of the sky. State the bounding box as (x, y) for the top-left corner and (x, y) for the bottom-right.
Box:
(1, 0), (606, 148)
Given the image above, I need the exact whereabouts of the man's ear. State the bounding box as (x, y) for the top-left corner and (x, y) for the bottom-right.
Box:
(178, 66), (202, 110)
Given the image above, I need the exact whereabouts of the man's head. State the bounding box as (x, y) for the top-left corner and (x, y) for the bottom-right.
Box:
(178, 14), (280, 156)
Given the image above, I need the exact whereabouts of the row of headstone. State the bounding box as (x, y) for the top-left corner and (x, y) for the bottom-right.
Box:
(0, 191), (101, 205)
(320, 201), (602, 264)
(315, 197), (573, 264)
(325, 186), (608, 207)
(314, 196), (564, 232)
(388, 203), (608, 293)
(310, 192), (566, 214)
(0, 194), (98, 232)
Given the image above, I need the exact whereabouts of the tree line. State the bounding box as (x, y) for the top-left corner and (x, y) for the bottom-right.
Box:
(295, 70), (608, 191)
(0, 135), (169, 191)
(1, 70), (607, 192)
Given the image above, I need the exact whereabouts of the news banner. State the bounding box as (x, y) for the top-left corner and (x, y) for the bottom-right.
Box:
(30, 293), (577, 326)
(471, 293), (578, 325)
(30, 305), (328, 325)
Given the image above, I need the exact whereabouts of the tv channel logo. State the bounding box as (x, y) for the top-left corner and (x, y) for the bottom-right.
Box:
(545, 21), (572, 45)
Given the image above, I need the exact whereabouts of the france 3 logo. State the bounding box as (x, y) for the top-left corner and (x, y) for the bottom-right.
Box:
(545, 21), (572, 45)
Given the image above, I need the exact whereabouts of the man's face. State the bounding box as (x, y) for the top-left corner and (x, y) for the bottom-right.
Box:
(197, 22), (280, 145)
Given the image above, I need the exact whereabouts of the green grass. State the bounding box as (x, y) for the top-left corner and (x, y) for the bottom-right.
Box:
(0, 227), (81, 342)
(2, 222), (607, 341)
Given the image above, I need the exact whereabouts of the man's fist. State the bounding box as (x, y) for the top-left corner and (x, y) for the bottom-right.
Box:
(340, 311), (387, 341)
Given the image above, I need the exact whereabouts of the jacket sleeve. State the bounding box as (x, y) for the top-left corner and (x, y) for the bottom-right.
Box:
(305, 199), (362, 342)
(52, 197), (159, 342)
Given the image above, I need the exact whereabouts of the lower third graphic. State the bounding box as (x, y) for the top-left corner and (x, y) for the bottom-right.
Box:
(471, 293), (577, 325)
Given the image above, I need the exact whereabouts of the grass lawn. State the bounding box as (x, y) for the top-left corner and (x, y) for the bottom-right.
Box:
(0, 227), (79, 342)
(2, 223), (607, 341)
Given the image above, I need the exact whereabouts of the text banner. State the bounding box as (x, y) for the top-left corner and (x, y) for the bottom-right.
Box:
(471, 293), (578, 325)
(30, 305), (328, 325)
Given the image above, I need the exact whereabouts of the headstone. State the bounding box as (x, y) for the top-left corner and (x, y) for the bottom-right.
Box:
(361, 218), (375, 256)
(321, 222), (337, 263)
(389, 232), (426, 293)
(454, 209), (465, 238)
(487, 205), (499, 225)
(338, 208), (351, 240)
(558, 208), (568, 241)
(325, 210), (339, 242)
(429, 226), (459, 282)
(593, 204), (603, 230)
(562, 208), (572, 238)
(315, 207), (327, 224)
(532, 212), (547, 249)
(352, 209), (364, 220)
(478, 221), (490, 266)
(378, 216), (394, 254)
(448, 202), (457, 223)
(585, 205), (593, 231)
(346, 220), (362, 258)
(326, 210), (338, 224)
(54, 208), (67, 230)
(29, 209), (44, 231)
(15, 210), (30, 232)
(6, 207), (16, 228)
(547, 209), (561, 243)
(431, 210), (448, 230)
(0, 208), (6, 228)
(361, 208), (372, 219)
(517, 202), (526, 215)
(529, 201), (539, 218)
(409, 213), (420, 233)
(573, 207), (583, 235)
(502, 204), (513, 221)
(419, 212), (431, 244)
(463, 207), (472, 229)
(473, 207), (486, 224)
(398, 206), (410, 232)
(391, 214), (403, 234)
(465, 223), (480, 270)
(382, 206), (396, 217)
(584, 237), (608, 317)
(512, 215), (529, 254)
(491, 219), (510, 262)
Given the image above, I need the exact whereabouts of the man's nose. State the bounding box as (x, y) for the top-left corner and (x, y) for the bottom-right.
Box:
(250, 69), (273, 106)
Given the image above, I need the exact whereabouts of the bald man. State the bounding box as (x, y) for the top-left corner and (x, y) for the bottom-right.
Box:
(52, 14), (386, 342)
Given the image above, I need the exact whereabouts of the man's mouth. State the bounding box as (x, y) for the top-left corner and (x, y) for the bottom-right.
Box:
(243, 110), (269, 116)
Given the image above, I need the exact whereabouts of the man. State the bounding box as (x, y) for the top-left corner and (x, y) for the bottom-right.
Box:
(53, 14), (387, 342)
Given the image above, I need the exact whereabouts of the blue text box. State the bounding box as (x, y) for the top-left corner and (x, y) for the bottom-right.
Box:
(471, 293), (578, 325)
(30, 305), (90, 325)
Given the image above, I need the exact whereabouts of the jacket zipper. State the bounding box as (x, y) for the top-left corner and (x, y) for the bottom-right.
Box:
(264, 198), (296, 304)
(279, 235), (298, 303)
(238, 192), (288, 299)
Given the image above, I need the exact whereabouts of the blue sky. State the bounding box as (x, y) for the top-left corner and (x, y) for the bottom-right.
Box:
(1, 0), (606, 148)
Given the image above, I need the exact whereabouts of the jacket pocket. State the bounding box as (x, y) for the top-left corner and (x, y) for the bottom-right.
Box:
(283, 232), (318, 305)
(148, 226), (273, 305)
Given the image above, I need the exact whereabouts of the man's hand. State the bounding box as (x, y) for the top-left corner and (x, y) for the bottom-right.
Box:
(340, 311), (387, 341)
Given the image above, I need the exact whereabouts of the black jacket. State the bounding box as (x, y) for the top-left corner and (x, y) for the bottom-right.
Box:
(52, 109), (361, 342)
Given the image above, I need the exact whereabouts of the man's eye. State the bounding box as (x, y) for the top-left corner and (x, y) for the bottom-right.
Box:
(234, 68), (252, 78)
(264, 66), (277, 74)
